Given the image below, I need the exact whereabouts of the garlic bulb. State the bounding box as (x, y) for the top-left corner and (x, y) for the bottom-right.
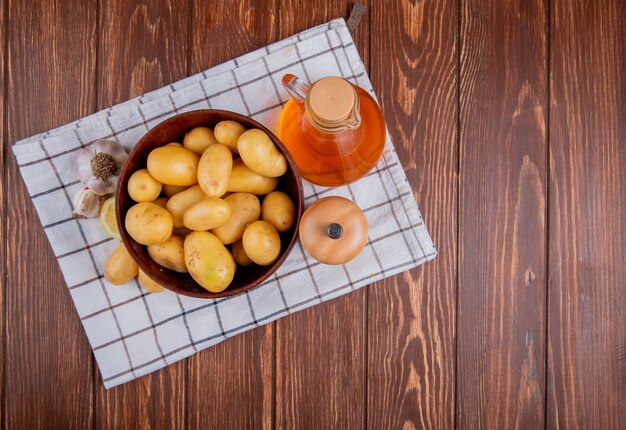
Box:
(75, 140), (128, 195)
(72, 187), (105, 218)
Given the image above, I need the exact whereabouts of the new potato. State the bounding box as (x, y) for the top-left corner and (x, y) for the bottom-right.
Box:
(147, 234), (187, 273)
(147, 145), (200, 186)
(166, 185), (208, 228)
(211, 193), (260, 244)
(232, 239), (253, 266)
(261, 191), (296, 233)
(128, 169), (162, 202)
(242, 220), (281, 266)
(138, 269), (165, 293)
(153, 197), (168, 209)
(197, 143), (232, 197)
(104, 243), (138, 285)
(227, 158), (278, 195)
(214, 120), (246, 153)
(183, 127), (218, 155)
(184, 231), (236, 293)
(183, 197), (231, 231)
(163, 184), (188, 197)
(237, 129), (287, 177)
(125, 202), (173, 245)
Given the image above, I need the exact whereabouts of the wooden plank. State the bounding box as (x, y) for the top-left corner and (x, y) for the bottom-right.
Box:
(274, 2), (368, 428)
(548, 0), (626, 428)
(4, 0), (97, 428)
(0, 0), (5, 425)
(457, 0), (548, 427)
(367, 0), (457, 428)
(94, 1), (188, 428)
(186, 1), (277, 429)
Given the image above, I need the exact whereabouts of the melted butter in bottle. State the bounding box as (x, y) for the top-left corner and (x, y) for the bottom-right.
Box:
(277, 74), (386, 187)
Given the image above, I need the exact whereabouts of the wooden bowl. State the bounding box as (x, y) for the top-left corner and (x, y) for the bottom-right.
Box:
(116, 109), (304, 299)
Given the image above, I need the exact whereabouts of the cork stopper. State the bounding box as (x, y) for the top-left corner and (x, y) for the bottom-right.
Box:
(308, 77), (356, 125)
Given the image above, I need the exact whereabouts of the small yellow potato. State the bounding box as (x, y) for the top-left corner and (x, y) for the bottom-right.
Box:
(183, 127), (218, 155)
(214, 120), (246, 153)
(211, 193), (260, 244)
(128, 169), (162, 202)
(153, 197), (168, 209)
(197, 143), (232, 197)
(147, 145), (200, 186)
(183, 197), (231, 231)
(184, 231), (236, 293)
(125, 202), (173, 245)
(237, 129), (287, 177)
(166, 185), (208, 228)
(163, 184), (188, 197)
(166, 142), (182, 147)
(147, 235), (187, 273)
(261, 191), (296, 233)
(227, 159), (278, 195)
(242, 220), (281, 266)
(138, 269), (165, 293)
(104, 243), (138, 285)
(232, 239), (253, 266)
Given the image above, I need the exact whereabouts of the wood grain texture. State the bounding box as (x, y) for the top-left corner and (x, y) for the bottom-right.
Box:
(4, 0), (97, 428)
(457, 0), (547, 427)
(548, 0), (626, 428)
(186, 1), (277, 429)
(0, 0), (5, 425)
(95, 1), (188, 428)
(274, 2), (368, 429)
(367, 0), (457, 428)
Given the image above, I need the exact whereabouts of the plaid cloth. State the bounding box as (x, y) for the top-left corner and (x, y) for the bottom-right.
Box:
(13, 18), (436, 388)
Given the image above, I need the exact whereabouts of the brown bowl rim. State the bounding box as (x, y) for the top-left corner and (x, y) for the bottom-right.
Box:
(115, 109), (304, 299)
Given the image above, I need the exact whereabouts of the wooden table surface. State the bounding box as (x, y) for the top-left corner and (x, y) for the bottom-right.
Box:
(2, 0), (625, 428)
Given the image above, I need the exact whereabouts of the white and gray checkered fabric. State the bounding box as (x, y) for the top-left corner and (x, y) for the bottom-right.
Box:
(12, 19), (436, 388)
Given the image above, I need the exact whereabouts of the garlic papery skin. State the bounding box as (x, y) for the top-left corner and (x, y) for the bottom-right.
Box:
(72, 187), (105, 219)
(76, 140), (129, 195)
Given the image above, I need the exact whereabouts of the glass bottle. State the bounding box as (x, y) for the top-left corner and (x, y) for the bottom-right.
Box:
(277, 74), (386, 187)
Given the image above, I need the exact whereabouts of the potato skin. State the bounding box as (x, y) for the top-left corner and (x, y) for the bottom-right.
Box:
(183, 197), (231, 231)
(211, 193), (260, 244)
(152, 197), (168, 209)
(128, 169), (162, 202)
(261, 191), (296, 233)
(147, 145), (200, 186)
(147, 235), (187, 273)
(237, 129), (287, 177)
(125, 202), (173, 245)
(183, 127), (218, 155)
(166, 185), (208, 228)
(163, 184), (188, 197)
(214, 120), (246, 153)
(138, 269), (165, 293)
(184, 231), (236, 293)
(197, 144), (233, 197)
(232, 239), (253, 266)
(242, 220), (281, 266)
(227, 159), (278, 195)
(104, 243), (138, 285)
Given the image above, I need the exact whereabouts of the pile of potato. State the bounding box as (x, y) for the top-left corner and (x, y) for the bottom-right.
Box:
(104, 121), (296, 293)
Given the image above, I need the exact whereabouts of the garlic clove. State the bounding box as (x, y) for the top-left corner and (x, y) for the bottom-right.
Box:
(92, 139), (129, 167)
(75, 139), (128, 195)
(72, 187), (105, 218)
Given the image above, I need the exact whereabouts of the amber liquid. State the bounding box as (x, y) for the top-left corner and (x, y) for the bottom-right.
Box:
(277, 87), (386, 187)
